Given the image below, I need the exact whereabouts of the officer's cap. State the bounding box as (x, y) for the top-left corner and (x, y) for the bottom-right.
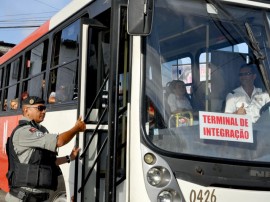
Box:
(22, 96), (45, 105)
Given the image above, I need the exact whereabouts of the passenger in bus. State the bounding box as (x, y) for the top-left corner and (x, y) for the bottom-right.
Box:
(224, 63), (270, 123)
(166, 80), (193, 127)
(167, 80), (192, 113)
(21, 91), (29, 101)
(10, 98), (18, 110)
(3, 99), (7, 111)
(49, 85), (68, 103)
(5, 96), (86, 202)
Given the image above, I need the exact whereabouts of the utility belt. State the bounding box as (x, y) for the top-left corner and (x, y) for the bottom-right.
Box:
(10, 188), (49, 202)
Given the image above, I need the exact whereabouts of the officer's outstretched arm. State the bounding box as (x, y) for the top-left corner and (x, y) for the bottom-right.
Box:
(56, 116), (86, 147)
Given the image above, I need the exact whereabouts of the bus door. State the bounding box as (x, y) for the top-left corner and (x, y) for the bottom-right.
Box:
(75, 17), (109, 202)
(76, 4), (129, 201)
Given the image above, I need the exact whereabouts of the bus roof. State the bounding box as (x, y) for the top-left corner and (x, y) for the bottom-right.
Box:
(0, 0), (93, 65)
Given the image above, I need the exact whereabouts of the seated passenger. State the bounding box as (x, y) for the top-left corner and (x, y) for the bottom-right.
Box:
(10, 98), (18, 110)
(49, 85), (68, 104)
(225, 63), (270, 123)
(21, 91), (29, 101)
(48, 92), (56, 103)
(166, 80), (193, 127)
(3, 99), (7, 111)
(167, 80), (192, 114)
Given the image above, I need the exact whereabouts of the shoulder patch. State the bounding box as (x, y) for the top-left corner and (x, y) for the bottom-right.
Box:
(29, 128), (37, 133)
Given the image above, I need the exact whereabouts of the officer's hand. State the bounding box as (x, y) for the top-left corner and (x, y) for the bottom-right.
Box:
(75, 116), (86, 132)
(70, 146), (81, 161)
(235, 103), (246, 115)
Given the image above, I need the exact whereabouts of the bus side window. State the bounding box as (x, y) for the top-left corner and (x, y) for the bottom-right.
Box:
(22, 40), (48, 103)
(49, 20), (80, 104)
(4, 57), (22, 111)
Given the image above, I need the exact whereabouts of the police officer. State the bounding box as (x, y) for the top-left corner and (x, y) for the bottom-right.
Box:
(5, 96), (86, 202)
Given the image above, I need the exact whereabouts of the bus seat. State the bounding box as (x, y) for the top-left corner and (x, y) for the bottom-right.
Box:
(192, 81), (210, 111)
(210, 51), (246, 112)
(210, 64), (240, 112)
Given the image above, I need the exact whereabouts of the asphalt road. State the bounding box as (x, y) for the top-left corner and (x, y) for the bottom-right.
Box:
(0, 189), (6, 201)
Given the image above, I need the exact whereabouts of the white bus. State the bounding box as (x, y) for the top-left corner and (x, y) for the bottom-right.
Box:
(1, 0), (270, 201)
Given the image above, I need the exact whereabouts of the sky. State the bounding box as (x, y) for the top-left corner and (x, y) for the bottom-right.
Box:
(0, 0), (72, 45)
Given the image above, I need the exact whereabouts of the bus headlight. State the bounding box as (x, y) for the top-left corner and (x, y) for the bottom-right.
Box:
(147, 167), (162, 186)
(157, 190), (173, 202)
(147, 166), (171, 187)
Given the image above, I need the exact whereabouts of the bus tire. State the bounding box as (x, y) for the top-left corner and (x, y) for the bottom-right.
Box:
(48, 176), (67, 202)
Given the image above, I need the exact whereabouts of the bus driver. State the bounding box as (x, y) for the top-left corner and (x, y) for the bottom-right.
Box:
(5, 96), (86, 202)
(224, 63), (270, 123)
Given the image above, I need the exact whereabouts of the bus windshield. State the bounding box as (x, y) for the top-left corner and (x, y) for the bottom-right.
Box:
(143, 0), (270, 163)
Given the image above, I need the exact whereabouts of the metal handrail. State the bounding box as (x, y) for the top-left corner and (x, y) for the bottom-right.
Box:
(78, 136), (108, 193)
(84, 73), (109, 122)
(80, 106), (108, 159)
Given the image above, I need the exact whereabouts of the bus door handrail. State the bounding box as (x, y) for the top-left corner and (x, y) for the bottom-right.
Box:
(78, 136), (108, 193)
(78, 100), (127, 193)
(78, 73), (109, 194)
(83, 73), (109, 122)
(79, 105), (108, 159)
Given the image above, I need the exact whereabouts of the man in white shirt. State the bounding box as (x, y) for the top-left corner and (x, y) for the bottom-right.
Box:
(225, 64), (270, 123)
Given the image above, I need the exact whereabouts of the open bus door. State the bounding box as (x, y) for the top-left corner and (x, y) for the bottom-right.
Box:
(75, 2), (129, 201)
(75, 17), (109, 202)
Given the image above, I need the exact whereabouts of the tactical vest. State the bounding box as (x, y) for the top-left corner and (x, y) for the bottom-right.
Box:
(6, 120), (60, 190)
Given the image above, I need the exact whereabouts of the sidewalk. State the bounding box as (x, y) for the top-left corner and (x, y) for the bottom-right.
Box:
(0, 189), (6, 201)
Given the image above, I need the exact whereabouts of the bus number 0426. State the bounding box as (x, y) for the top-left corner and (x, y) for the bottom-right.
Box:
(190, 189), (216, 202)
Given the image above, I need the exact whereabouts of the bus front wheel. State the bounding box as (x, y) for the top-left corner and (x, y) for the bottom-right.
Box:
(49, 176), (67, 202)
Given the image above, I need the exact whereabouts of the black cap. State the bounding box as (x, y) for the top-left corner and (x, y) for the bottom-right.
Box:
(22, 96), (45, 105)
(240, 63), (256, 72)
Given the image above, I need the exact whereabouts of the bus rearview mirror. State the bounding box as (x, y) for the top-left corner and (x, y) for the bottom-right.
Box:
(127, 0), (154, 35)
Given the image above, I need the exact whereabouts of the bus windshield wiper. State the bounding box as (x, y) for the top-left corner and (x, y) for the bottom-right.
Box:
(244, 22), (265, 60)
(245, 22), (270, 95)
(207, 0), (270, 95)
